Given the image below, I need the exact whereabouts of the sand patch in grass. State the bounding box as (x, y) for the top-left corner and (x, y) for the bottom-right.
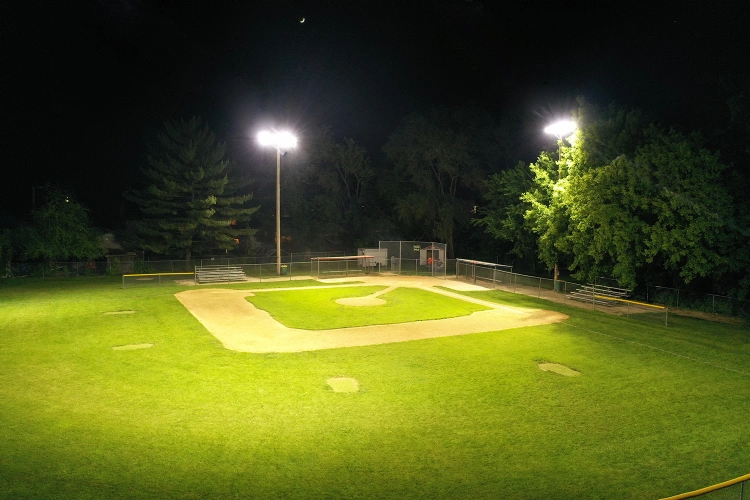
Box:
(112, 343), (154, 351)
(104, 310), (136, 315)
(538, 363), (580, 377)
(327, 377), (359, 392)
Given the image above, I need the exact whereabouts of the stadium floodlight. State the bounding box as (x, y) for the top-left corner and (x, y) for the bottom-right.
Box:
(257, 130), (298, 275)
(543, 120), (577, 138)
(257, 130), (297, 150)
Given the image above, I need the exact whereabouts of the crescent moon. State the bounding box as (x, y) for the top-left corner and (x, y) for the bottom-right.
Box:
(300, 17), (305, 23)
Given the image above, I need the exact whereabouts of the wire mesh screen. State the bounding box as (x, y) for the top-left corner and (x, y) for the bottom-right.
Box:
(648, 285), (749, 318)
(310, 258), (372, 278)
(378, 241), (447, 277)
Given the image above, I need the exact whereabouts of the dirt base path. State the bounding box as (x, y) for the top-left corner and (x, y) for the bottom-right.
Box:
(174, 276), (568, 353)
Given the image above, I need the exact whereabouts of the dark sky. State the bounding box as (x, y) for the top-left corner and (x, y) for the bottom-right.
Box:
(3, 0), (749, 227)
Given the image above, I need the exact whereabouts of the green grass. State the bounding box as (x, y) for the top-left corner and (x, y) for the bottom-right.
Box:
(246, 285), (489, 329)
(0, 276), (749, 499)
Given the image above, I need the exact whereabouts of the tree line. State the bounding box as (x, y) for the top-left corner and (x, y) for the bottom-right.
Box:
(2, 98), (748, 298)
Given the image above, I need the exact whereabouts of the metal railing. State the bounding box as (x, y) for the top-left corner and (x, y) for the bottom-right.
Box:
(661, 472), (749, 499)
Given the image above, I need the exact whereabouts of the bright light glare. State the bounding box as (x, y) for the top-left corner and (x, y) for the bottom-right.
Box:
(257, 130), (297, 150)
(544, 120), (577, 138)
(257, 130), (274, 146)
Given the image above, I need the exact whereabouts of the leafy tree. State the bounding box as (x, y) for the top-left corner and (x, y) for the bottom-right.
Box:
(473, 161), (538, 268)
(521, 104), (732, 289)
(709, 79), (750, 298)
(125, 117), (258, 260)
(23, 188), (103, 262)
(382, 107), (495, 256)
(282, 127), (378, 250)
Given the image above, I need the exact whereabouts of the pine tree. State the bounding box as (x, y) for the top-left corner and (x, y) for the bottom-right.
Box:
(125, 117), (258, 261)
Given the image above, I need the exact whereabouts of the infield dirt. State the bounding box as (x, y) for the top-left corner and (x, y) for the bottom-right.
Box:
(175, 276), (568, 353)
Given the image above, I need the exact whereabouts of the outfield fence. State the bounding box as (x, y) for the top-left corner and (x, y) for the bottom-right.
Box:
(662, 472), (749, 500)
(6, 254), (748, 319)
(648, 285), (749, 318)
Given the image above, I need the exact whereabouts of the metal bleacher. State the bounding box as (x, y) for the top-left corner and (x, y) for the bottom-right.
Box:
(567, 284), (631, 306)
(194, 265), (247, 284)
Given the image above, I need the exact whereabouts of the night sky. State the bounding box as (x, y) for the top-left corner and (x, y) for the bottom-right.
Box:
(3, 0), (749, 228)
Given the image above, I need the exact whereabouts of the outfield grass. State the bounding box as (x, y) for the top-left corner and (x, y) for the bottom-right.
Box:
(0, 276), (748, 499)
(246, 286), (489, 329)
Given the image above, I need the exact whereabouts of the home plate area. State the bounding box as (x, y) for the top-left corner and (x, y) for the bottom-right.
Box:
(174, 276), (568, 353)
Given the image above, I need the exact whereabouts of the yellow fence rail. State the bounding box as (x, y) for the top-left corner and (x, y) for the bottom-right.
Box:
(661, 472), (750, 499)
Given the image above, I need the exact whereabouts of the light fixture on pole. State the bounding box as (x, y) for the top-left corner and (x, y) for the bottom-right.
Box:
(544, 120), (577, 291)
(257, 130), (297, 275)
(544, 119), (577, 166)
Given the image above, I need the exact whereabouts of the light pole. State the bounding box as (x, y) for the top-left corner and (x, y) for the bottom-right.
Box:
(543, 120), (577, 289)
(543, 119), (577, 169)
(257, 130), (297, 275)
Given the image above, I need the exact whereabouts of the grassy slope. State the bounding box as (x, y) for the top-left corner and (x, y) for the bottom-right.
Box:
(246, 286), (489, 329)
(0, 277), (748, 499)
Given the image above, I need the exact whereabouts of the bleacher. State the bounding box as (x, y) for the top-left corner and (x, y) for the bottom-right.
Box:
(568, 284), (631, 306)
(195, 265), (247, 284)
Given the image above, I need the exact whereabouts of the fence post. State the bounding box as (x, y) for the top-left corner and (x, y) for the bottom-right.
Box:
(538, 277), (541, 298)
(712, 294), (715, 314)
(122, 274), (125, 289)
(676, 289), (680, 309)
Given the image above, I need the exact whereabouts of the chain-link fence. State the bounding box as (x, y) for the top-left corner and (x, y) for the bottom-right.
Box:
(2, 252), (348, 279)
(377, 241), (447, 273)
(648, 285), (749, 318)
(387, 258), (448, 278)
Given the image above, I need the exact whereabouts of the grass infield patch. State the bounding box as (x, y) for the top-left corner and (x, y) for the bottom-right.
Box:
(245, 285), (490, 329)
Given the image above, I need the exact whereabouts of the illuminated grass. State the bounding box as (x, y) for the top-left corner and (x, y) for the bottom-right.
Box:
(245, 286), (489, 329)
(0, 277), (748, 499)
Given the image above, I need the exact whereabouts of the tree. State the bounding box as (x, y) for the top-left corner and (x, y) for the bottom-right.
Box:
(281, 126), (378, 250)
(473, 161), (538, 269)
(382, 107), (494, 256)
(521, 104), (732, 289)
(125, 117), (258, 260)
(23, 188), (103, 262)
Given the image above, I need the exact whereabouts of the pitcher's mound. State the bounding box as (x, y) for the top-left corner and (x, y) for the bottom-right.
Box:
(538, 363), (580, 377)
(327, 377), (359, 392)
